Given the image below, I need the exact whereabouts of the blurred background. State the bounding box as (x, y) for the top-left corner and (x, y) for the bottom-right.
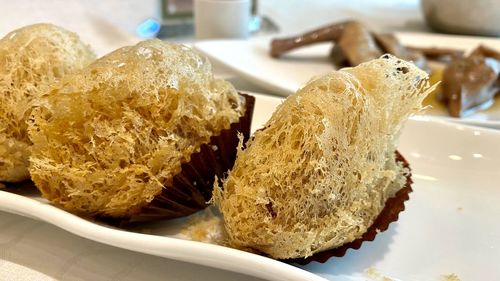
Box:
(0, 0), (429, 55)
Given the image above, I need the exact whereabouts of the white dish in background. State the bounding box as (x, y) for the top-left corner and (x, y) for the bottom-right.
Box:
(1, 93), (500, 281)
(194, 33), (500, 129)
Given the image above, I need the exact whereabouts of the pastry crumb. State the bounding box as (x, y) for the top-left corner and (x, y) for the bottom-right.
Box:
(365, 267), (379, 278)
(457, 207), (463, 211)
(364, 267), (393, 281)
(441, 273), (461, 281)
(180, 207), (227, 245)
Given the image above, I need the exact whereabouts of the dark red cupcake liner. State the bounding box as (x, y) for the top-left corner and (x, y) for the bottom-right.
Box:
(114, 93), (255, 224)
(287, 151), (413, 265)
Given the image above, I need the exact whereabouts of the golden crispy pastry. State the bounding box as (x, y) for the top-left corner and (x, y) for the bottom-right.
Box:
(214, 55), (433, 259)
(0, 23), (95, 182)
(28, 39), (247, 219)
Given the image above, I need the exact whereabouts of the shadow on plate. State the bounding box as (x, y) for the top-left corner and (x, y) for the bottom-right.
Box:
(300, 223), (399, 276)
(0, 181), (41, 197)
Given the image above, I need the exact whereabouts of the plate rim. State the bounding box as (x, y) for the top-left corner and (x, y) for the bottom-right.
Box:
(0, 190), (327, 281)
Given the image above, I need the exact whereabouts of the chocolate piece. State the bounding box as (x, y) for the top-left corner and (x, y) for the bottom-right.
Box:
(270, 21), (354, 58)
(286, 151), (412, 264)
(441, 46), (499, 117)
(373, 33), (408, 58)
(372, 33), (427, 70)
(329, 44), (349, 68)
(470, 45), (500, 60)
(336, 22), (383, 66)
(406, 46), (464, 62)
(270, 21), (428, 70)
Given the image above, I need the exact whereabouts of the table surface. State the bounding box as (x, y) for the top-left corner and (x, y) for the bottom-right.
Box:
(0, 1), (428, 280)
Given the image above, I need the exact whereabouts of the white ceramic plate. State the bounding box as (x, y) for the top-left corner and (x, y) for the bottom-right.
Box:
(1, 93), (500, 281)
(194, 33), (500, 129)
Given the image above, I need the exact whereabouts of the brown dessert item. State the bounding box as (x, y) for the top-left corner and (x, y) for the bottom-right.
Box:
(335, 21), (383, 66)
(28, 39), (254, 222)
(372, 33), (427, 69)
(407, 46), (464, 62)
(440, 45), (499, 117)
(270, 21), (427, 69)
(270, 21), (500, 118)
(270, 20), (353, 58)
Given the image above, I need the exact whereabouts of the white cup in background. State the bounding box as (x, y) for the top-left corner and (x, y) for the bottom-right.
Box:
(194, 0), (251, 40)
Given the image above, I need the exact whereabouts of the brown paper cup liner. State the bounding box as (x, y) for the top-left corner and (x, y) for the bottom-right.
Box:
(287, 151), (413, 265)
(110, 93), (255, 224)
